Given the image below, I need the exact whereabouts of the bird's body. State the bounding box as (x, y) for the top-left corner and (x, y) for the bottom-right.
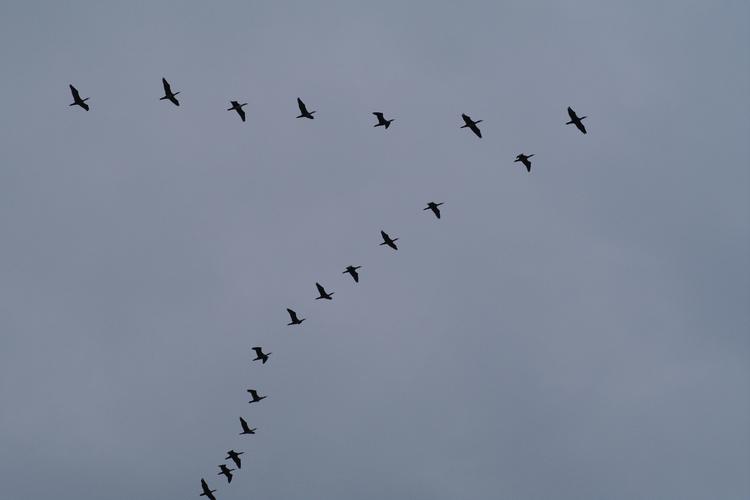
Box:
(217, 464), (234, 484)
(372, 112), (394, 129)
(225, 450), (244, 469)
(286, 308), (305, 325)
(343, 265), (362, 283)
(247, 389), (266, 404)
(424, 202), (444, 219)
(315, 282), (334, 300)
(380, 230), (399, 250)
(160, 78), (180, 106)
(227, 100), (247, 122)
(68, 85), (89, 111)
(566, 107), (587, 134)
(514, 153), (535, 172)
(200, 479), (217, 500)
(239, 417), (257, 435)
(296, 98), (315, 119)
(461, 113), (482, 138)
(252, 347), (270, 364)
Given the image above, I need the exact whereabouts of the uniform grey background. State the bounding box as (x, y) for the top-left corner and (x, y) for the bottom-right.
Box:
(1, 1), (748, 499)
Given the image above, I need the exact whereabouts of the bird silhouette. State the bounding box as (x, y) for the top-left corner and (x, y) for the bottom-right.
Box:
(160, 78), (180, 106)
(227, 101), (247, 122)
(566, 107), (586, 134)
(200, 478), (217, 500)
(286, 308), (305, 325)
(225, 450), (244, 469)
(315, 282), (334, 300)
(380, 230), (399, 250)
(247, 389), (267, 404)
(424, 202), (444, 219)
(252, 347), (270, 364)
(296, 98), (315, 119)
(343, 265), (362, 283)
(239, 417), (257, 435)
(461, 113), (482, 138)
(372, 112), (394, 129)
(217, 464), (234, 484)
(68, 85), (89, 111)
(514, 153), (534, 172)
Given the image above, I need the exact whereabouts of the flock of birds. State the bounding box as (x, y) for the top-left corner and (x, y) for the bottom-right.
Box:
(68, 78), (589, 499)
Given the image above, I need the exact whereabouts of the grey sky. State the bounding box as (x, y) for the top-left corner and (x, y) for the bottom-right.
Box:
(0, 1), (748, 499)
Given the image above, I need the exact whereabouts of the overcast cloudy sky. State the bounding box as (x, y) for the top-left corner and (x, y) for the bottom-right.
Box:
(0, 1), (748, 499)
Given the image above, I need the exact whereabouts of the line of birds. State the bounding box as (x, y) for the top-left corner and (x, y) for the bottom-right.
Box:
(68, 77), (588, 499)
(68, 78), (588, 175)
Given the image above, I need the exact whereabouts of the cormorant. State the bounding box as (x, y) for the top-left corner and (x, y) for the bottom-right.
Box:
(380, 230), (399, 250)
(343, 265), (362, 283)
(296, 98), (315, 119)
(68, 85), (89, 111)
(461, 113), (482, 138)
(225, 450), (244, 469)
(217, 464), (234, 484)
(286, 308), (305, 325)
(424, 202), (444, 219)
(227, 101), (247, 122)
(247, 389), (266, 404)
(252, 347), (270, 364)
(566, 107), (587, 134)
(315, 282), (334, 300)
(514, 153), (534, 172)
(200, 479), (217, 500)
(373, 112), (394, 129)
(239, 417), (256, 435)
(160, 78), (180, 106)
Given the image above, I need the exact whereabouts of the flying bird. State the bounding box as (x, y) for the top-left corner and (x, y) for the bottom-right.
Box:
(423, 202), (444, 219)
(315, 282), (334, 300)
(343, 265), (362, 283)
(200, 479), (217, 500)
(68, 85), (89, 111)
(252, 347), (270, 364)
(247, 389), (266, 404)
(514, 153), (535, 172)
(225, 450), (244, 469)
(239, 417), (257, 435)
(372, 112), (394, 129)
(461, 113), (482, 138)
(566, 107), (587, 134)
(296, 97), (315, 119)
(286, 308), (305, 325)
(160, 78), (180, 106)
(217, 464), (234, 484)
(227, 100), (247, 122)
(379, 230), (399, 250)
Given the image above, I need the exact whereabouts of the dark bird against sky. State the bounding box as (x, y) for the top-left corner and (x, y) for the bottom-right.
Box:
(514, 153), (534, 172)
(68, 85), (89, 111)
(286, 308), (305, 325)
(225, 450), (244, 469)
(372, 112), (394, 129)
(343, 265), (362, 283)
(217, 464), (234, 484)
(239, 417), (256, 435)
(380, 230), (399, 250)
(566, 106), (587, 134)
(315, 282), (334, 300)
(227, 100), (247, 122)
(461, 113), (483, 138)
(199, 478), (217, 500)
(160, 78), (180, 106)
(296, 97), (315, 119)
(247, 389), (266, 404)
(252, 346), (270, 364)
(424, 202), (444, 219)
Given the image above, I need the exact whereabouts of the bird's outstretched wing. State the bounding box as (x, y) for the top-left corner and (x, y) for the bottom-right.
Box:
(297, 98), (308, 114)
(70, 85), (81, 100)
(316, 283), (325, 295)
(162, 78), (172, 94)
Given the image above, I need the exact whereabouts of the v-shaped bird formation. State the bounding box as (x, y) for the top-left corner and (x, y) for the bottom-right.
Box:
(65, 78), (589, 498)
